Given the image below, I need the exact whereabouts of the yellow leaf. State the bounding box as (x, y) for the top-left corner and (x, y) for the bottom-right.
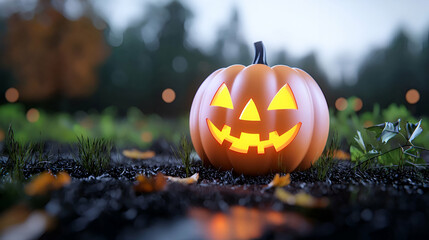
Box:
(25, 171), (71, 196)
(134, 172), (166, 193)
(274, 188), (329, 208)
(123, 149), (155, 159)
(274, 188), (295, 205)
(167, 173), (199, 184)
(266, 173), (291, 188)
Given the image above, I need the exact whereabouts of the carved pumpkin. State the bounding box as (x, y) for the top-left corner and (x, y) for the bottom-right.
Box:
(190, 41), (329, 175)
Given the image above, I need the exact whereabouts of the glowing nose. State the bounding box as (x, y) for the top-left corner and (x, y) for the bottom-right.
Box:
(239, 99), (261, 121)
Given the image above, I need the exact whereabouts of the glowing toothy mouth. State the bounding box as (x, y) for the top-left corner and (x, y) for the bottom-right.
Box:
(206, 119), (301, 154)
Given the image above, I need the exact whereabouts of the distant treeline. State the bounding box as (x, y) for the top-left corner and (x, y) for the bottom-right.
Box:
(0, 0), (428, 116)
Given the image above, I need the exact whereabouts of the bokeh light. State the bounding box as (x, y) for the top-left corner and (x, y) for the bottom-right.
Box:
(5, 87), (19, 103)
(162, 88), (176, 103)
(405, 89), (420, 104)
(80, 117), (94, 129)
(26, 108), (40, 123)
(141, 131), (153, 143)
(172, 56), (188, 73)
(353, 98), (363, 111)
(0, 129), (5, 142)
(335, 97), (348, 111)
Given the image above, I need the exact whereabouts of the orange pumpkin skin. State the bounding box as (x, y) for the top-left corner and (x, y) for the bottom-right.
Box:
(190, 42), (329, 175)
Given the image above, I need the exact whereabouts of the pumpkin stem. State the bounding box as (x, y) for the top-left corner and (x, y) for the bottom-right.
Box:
(252, 41), (268, 65)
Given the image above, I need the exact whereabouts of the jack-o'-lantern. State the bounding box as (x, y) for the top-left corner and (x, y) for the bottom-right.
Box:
(190, 41), (329, 175)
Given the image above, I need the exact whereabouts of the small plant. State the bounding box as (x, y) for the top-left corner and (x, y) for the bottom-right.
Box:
(350, 119), (429, 169)
(311, 133), (339, 181)
(33, 140), (47, 164)
(172, 136), (193, 177)
(2, 125), (36, 181)
(74, 135), (112, 176)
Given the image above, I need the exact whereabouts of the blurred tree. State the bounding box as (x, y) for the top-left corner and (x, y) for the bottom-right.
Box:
(3, 0), (108, 102)
(95, 1), (211, 115)
(417, 31), (429, 112)
(1, 0), (427, 117)
(152, 0), (198, 114)
(94, 22), (153, 112)
(295, 52), (333, 106)
(271, 49), (293, 66)
(212, 8), (251, 66)
(356, 30), (422, 112)
(0, 18), (14, 100)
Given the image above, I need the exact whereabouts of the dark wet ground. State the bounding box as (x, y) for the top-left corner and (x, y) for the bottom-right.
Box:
(1, 141), (429, 240)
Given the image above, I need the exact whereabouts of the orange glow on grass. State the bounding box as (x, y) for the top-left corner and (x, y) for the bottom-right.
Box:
(140, 131), (153, 143)
(162, 88), (176, 103)
(333, 150), (351, 160)
(363, 120), (374, 128)
(26, 108), (40, 123)
(405, 89), (420, 104)
(335, 97), (348, 111)
(0, 129), (4, 142)
(5, 88), (19, 103)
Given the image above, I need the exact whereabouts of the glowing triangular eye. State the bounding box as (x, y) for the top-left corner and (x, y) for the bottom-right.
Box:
(239, 99), (260, 121)
(210, 83), (233, 109)
(267, 84), (298, 110)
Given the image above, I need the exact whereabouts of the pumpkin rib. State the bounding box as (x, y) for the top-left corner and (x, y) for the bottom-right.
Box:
(271, 65), (315, 172)
(190, 68), (223, 166)
(270, 65), (293, 172)
(201, 65), (245, 170)
(225, 65), (278, 175)
(293, 68), (330, 170)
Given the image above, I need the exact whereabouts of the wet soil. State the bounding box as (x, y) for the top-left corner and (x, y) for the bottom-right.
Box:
(2, 141), (429, 240)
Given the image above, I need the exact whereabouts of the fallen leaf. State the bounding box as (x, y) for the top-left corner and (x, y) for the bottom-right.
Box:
(0, 205), (55, 240)
(25, 171), (71, 196)
(274, 188), (329, 208)
(0, 205), (30, 232)
(134, 172), (166, 193)
(167, 173), (199, 184)
(54, 172), (71, 188)
(266, 173), (290, 189)
(123, 149), (156, 159)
